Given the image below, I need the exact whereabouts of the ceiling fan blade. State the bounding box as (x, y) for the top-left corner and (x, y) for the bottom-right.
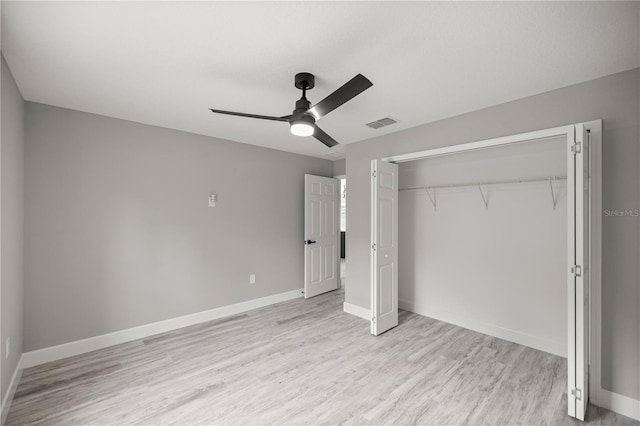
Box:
(308, 74), (373, 119)
(209, 108), (289, 122)
(313, 125), (339, 148)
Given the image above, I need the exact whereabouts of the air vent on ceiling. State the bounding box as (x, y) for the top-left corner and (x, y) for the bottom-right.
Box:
(366, 116), (398, 129)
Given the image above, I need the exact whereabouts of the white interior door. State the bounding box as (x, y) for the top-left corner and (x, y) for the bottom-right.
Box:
(568, 124), (590, 420)
(304, 174), (339, 298)
(371, 160), (398, 335)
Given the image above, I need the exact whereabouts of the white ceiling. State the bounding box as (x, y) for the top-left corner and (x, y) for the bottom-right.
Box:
(2, 1), (639, 159)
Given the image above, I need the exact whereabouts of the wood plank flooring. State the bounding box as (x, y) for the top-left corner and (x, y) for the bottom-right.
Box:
(7, 289), (638, 425)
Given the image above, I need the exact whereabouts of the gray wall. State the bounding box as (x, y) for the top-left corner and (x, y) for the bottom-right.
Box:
(24, 102), (332, 351)
(345, 68), (639, 400)
(333, 159), (346, 176)
(1, 55), (24, 400)
(399, 138), (568, 356)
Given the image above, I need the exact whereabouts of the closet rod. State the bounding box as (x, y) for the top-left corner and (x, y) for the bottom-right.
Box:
(399, 175), (567, 192)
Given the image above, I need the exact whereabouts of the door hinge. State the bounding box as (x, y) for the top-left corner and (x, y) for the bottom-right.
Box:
(571, 388), (582, 400)
(571, 142), (582, 154)
(571, 265), (582, 277)
(372, 170), (377, 178)
(372, 316), (376, 324)
(372, 243), (376, 251)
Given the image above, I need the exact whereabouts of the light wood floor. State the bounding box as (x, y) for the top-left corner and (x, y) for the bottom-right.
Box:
(7, 289), (638, 425)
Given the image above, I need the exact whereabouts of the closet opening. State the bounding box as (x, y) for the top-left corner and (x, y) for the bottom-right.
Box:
(370, 122), (601, 420)
(398, 135), (568, 357)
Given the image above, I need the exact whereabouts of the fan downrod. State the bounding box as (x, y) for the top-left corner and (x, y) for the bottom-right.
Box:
(294, 72), (315, 90)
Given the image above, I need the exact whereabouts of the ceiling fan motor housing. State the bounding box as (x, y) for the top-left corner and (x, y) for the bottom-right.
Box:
(293, 97), (314, 121)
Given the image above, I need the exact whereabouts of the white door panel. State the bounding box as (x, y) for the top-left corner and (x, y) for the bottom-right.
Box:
(371, 160), (398, 335)
(304, 175), (339, 298)
(567, 127), (577, 419)
(568, 124), (590, 420)
(573, 124), (590, 420)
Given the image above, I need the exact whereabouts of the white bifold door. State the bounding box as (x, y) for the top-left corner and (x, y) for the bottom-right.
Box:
(304, 174), (339, 298)
(568, 124), (590, 420)
(370, 160), (399, 335)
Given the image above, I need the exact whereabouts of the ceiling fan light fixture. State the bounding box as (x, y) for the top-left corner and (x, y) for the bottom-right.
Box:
(290, 114), (315, 137)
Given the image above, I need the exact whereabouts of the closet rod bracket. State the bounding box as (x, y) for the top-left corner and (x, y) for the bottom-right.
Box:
(478, 185), (489, 210)
(549, 178), (560, 210)
(425, 188), (436, 211)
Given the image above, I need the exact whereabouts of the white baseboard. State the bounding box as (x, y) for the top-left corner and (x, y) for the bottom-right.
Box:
(343, 302), (370, 321)
(23, 288), (304, 368)
(398, 299), (566, 358)
(1, 355), (23, 426)
(592, 387), (640, 421)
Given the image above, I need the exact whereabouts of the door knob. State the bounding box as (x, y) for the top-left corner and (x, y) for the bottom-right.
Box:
(304, 240), (317, 245)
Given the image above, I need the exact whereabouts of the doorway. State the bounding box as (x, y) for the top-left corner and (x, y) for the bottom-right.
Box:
(303, 174), (339, 298)
(338, 176), (346, 289)
(303, 173), (345, 300)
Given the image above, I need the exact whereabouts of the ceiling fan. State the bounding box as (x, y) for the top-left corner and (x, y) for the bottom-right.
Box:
(209, 72), (373, 148)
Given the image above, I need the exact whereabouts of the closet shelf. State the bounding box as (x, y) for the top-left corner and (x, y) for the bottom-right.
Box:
(399, 175), (567, 211)
(399, 175), (566, 192)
